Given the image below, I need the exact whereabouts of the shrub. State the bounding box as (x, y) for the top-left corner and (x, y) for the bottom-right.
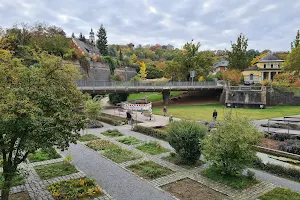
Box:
(253, 157), (300, 183)
(97, 116), (125, 126)
(108, 93), (129, 105)
(27, 148), (61, 162)
(132, 125), (168, 140)
(203, 115), (262, 174)
(222, 70), (242, 86)
(47, 177), (102, 199)
(64, 154), (72, 165)
(279, 140), (300, 155)
(87, 120), (103, 128)
(167, 121), (206, 164)
(101, 129), (123, 137)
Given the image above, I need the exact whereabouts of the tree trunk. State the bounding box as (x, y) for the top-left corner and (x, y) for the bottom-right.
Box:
(1, 169), (14, 200)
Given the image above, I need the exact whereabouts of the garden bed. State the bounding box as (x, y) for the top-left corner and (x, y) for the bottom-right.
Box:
(101, 147), (141, 163)
(86, 139), (118, 151)
(100, 129), (123, 137)
(259, 187), (300, 200)
(162, 154), (204, 169)
(6, 192), (30, 200)
(34, 162), (78, 180)
(127, 161), (174, 180)
(0, 173), (24, 189)
(202, 167), (259, 190)
(161, 178), (226, 200)
(27, 148), (61, 163)
(47, 177), (103, 199)
(132, 125), (168, 140)
(136, 142), (170, 155)
(117, 136), (141, 145)
(78, 134), (99, 142)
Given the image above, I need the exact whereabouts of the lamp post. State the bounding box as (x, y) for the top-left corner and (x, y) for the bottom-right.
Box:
(125, 66), (128, 81)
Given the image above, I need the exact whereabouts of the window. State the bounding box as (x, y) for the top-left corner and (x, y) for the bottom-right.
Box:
(264, 64), (266, 68)
(250, 74), (254, 81)
(271, 64), (273, 68)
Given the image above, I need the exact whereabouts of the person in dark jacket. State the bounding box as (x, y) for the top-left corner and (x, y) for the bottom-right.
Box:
(126, 111), (132, 125)
(212, 109), (218, 121)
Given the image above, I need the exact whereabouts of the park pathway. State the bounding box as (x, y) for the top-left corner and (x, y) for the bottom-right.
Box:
(60, 143), (175, 200)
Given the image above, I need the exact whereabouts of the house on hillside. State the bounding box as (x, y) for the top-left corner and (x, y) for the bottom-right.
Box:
(242, 53), (284, 83)
(213, 59), (228, 72)
(72, 38), (100, 57)
(166, 44), (174, 50)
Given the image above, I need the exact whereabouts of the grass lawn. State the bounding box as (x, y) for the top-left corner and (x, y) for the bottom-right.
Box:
(34, 162), (78, 180)
(117, 136), (141, 145)
(86, 139), (118, 151)
(47, 177), (103, 199)
(152, 104), (300, 121)
(101, 147), (142, 163)
(101, 129), (124, 137)
(127, 161), (174, 180)
(27, 148), (61, 163)
(162, 154), (204, 169)
(202, 167), (259, 190)
(136, 142), (170, 155)
(128, 91), (182, 102)
(0, 173), (24, 189)
(78, 134), (99, 142)
(260, 187), (300, 200)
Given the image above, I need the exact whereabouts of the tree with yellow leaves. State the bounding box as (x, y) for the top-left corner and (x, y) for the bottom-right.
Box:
(139, 62), (147, 80)
(251, 53), (268, 65)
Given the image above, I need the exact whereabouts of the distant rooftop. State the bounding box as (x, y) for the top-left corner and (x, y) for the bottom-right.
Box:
(214, 59), (229, 68)
(73, 38), (100, 56)
(257, 54), (284, 63)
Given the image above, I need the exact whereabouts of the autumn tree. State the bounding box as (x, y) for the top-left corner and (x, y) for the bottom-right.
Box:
(96, 24), (108, 56)
(227, 33), (251, 70)
(285, 45), (300, 75)
(251, 53), (268, 65)
(0, 50), (85, 200)
(291, 30), (300, 49)
(139, 62), (147, 79)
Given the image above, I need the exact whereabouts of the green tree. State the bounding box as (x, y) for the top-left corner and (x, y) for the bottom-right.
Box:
(167, 121), (206, 164)
(247, 49), (260, 61)
(84, 98), (102, 134)
(203, 114), (262, 175)
(96, 24), (108, 56)
(103, 56), (116, 75)
(0, 50), (85, 200)
(172, 40), (213, 80)
(72, 32), (75, 38)
(109, 93), (129, 104)
(291, 30), (300, 49)
(284, 45), (300, 75)
(227, 33), (251, 70)
(79, 32), (86, 42)
(119, 48), (123, 61)
(146, 64), (163, 79)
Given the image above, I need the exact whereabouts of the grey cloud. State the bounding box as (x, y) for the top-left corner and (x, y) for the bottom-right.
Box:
(0, 0), (298, 51)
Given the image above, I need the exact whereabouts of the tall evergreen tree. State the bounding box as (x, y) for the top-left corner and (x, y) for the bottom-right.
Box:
(227, 33), (251, 70)
(119, 48), (123, 61)
(291, 30), (300, 50)
(79, 33), (86, 42)
(97, 24), (108, 56)
(71, 32), (75, 38)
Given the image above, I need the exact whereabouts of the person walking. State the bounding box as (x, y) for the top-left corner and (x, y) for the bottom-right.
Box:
(163, 106), (167, 117)
(212, 109), (218, 121)
(126, 111), (132, 125)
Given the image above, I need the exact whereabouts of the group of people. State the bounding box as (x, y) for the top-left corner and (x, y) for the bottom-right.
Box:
(126, 106), (218, 125)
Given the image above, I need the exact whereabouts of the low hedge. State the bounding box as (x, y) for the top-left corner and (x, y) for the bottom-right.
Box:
(132, 125), (168, 140)
(253, 158), (300, 183)
(97, 115), (126, 126)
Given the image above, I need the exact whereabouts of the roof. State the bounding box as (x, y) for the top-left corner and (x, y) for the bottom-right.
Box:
(73, 38), (100, 56)
(243, 65), (282, 71)
(257, 54), (284, 63)
(243, 65), (259, 71)
(214, 59), (229, 68)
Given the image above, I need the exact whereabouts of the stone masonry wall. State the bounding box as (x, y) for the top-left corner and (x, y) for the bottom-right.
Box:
(267, 87), (300, 106)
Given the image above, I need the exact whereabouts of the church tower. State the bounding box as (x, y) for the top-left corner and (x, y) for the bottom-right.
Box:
(89, 28), (95, 45)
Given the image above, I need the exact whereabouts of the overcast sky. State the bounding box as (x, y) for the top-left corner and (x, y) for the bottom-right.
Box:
(0, 0), (299, 51)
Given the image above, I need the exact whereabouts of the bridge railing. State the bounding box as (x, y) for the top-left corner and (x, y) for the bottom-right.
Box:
(77, 81), (218, 87)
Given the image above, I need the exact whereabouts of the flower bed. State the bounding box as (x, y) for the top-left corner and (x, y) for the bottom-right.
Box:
(47, 177), (103, 199)
(101, 147), (141, 163)
(279, 139), (300, 155)
(34, 162), (78, 180)
(100, 129), (123, 137)
(86, 139), (118, 151)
